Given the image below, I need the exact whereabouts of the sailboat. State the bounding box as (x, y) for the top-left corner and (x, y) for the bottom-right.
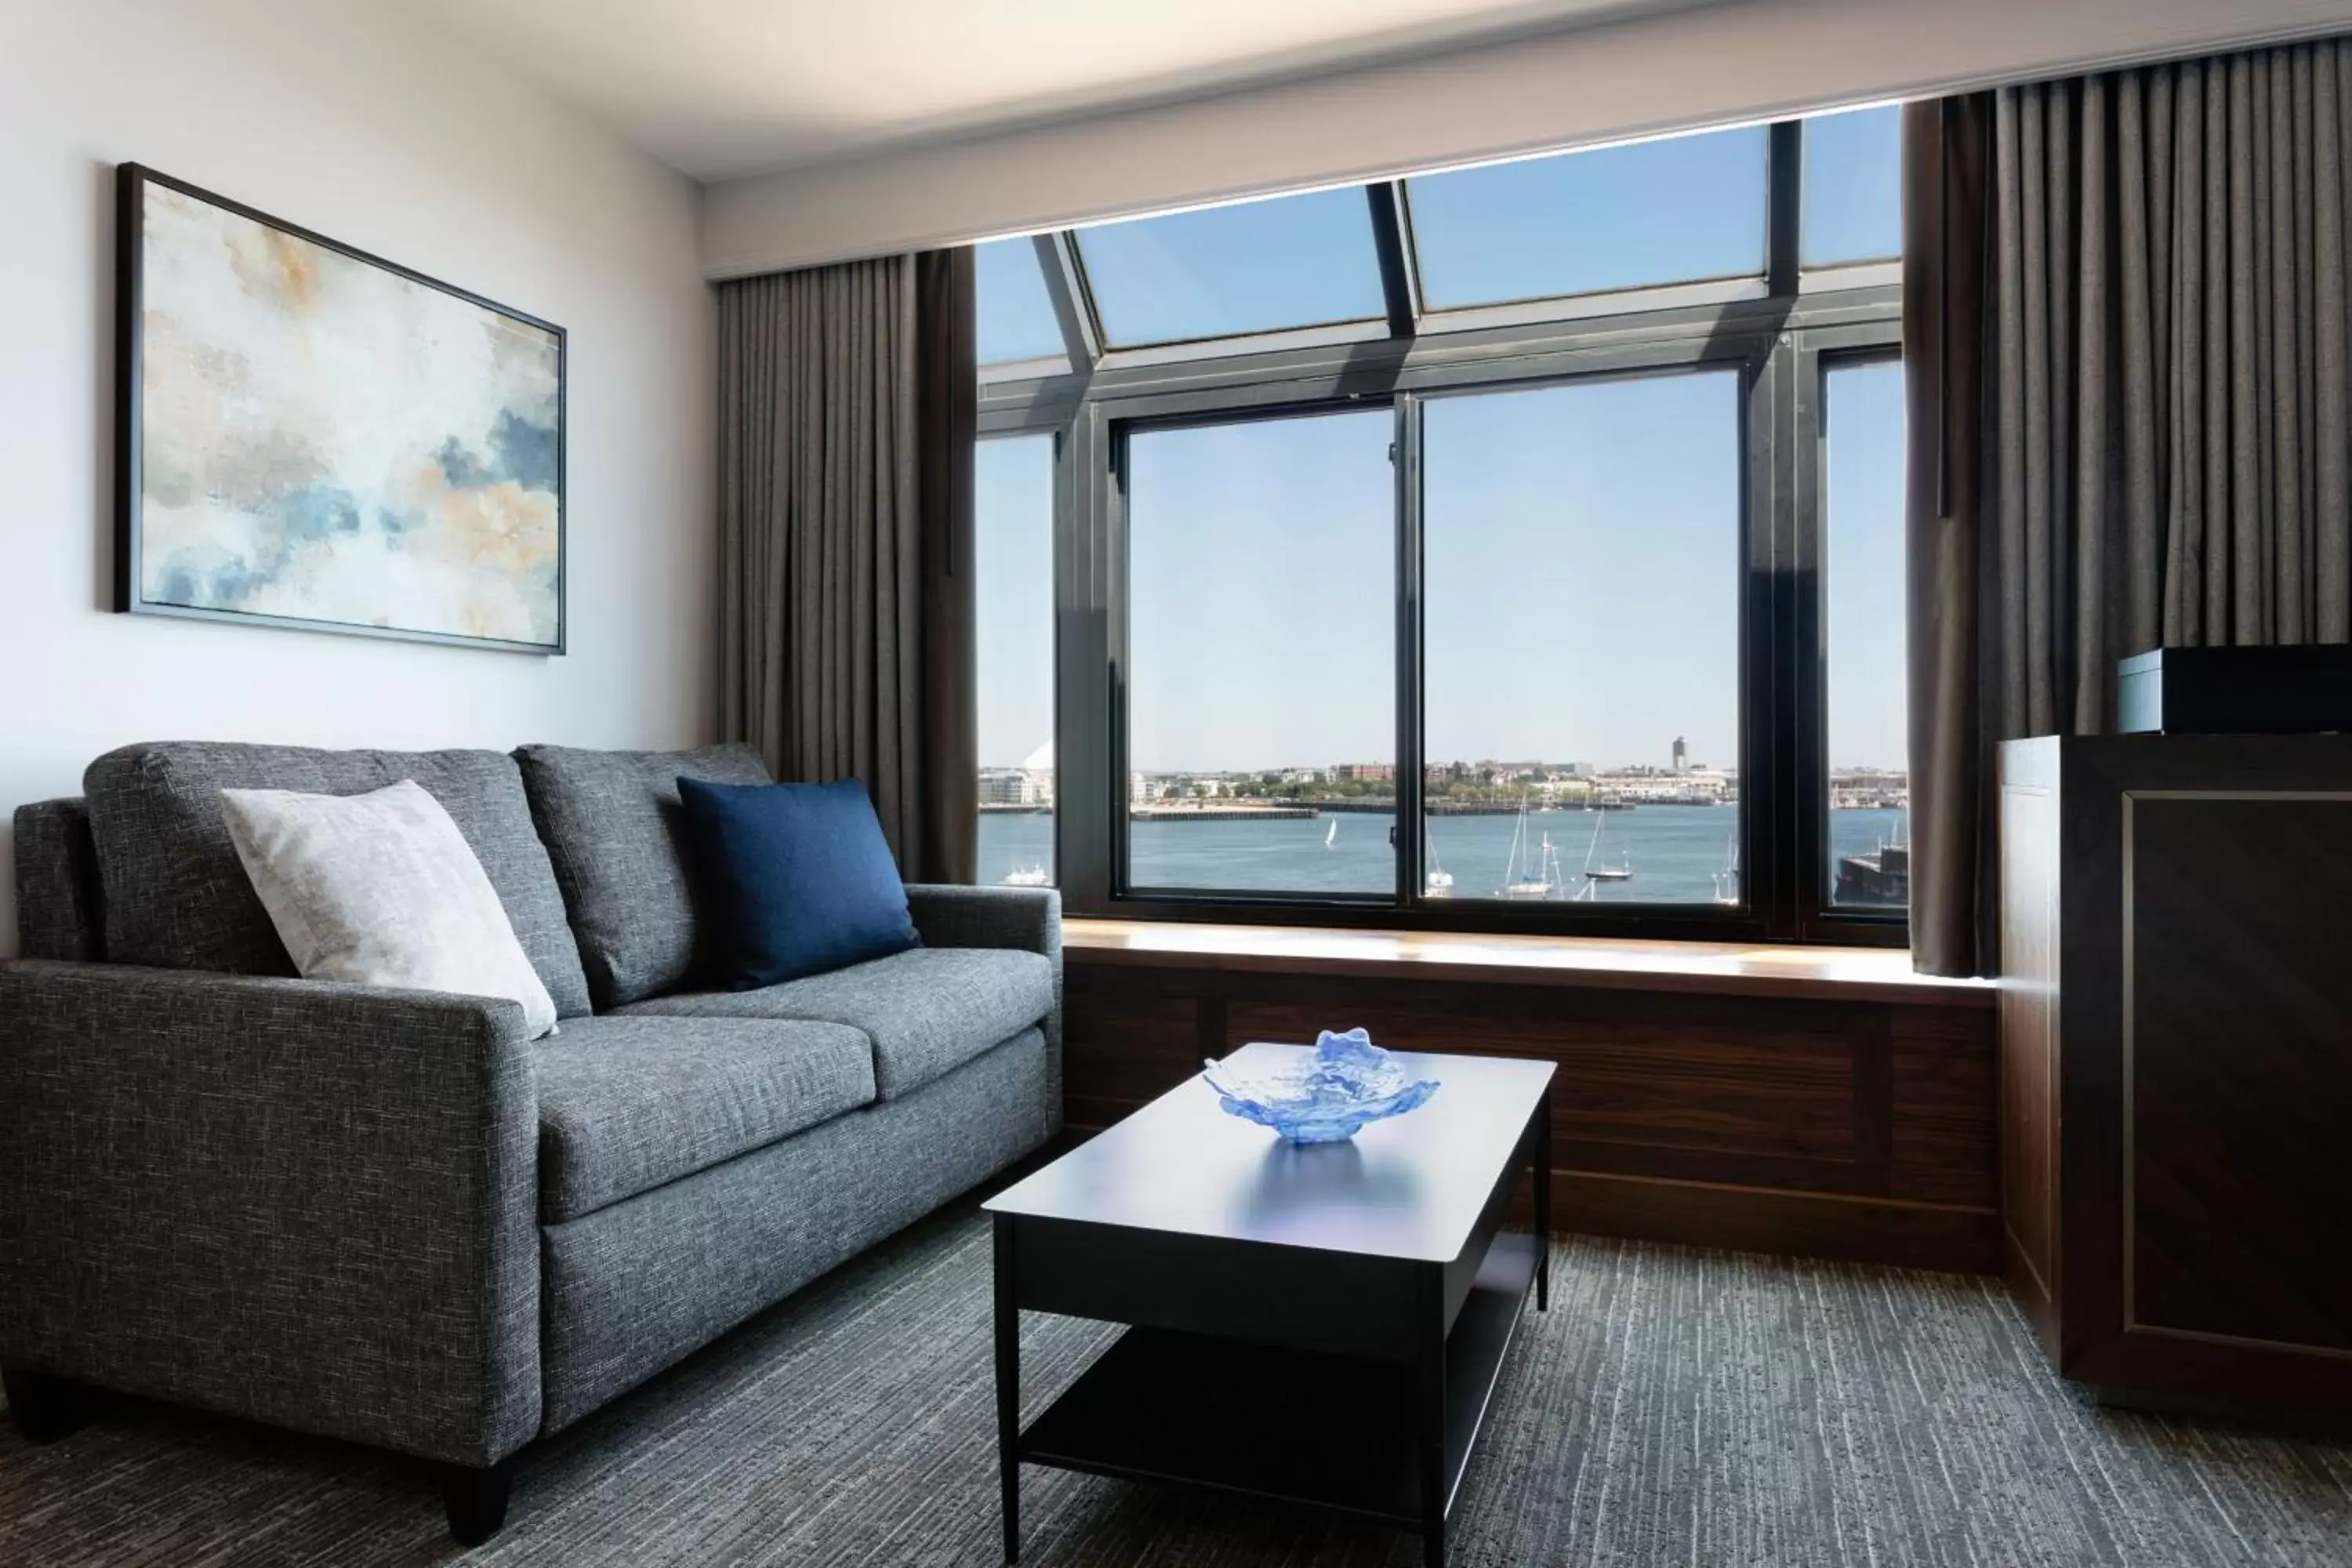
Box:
(1425, 839), (1454, 898)
(1709, 831), (1740, 906)
(1581, 813), (1634, 884)
(1003, 865), (1051, 887)
(1324, 819), (1339, 849)
(1497, 807), (1563, 899)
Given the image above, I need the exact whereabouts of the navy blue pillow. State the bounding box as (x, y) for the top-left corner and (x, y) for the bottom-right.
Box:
(675, 776), (919, 989)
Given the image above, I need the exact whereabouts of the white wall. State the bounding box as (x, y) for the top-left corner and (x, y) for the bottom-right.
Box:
(0, 0), (716, 955)
(706, 0), (2352, 274)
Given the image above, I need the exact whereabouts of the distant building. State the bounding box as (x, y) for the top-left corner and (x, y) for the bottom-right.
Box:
(1021, 739), (1055, 808)
(1334, 762), (1396, 783)
(1671, 736), (1689, 773)
(978, 769), (1036, 806)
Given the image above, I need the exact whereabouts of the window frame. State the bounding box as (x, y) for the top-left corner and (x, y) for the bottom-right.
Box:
(976, 117), (1904, 945)
(1799, 336), (1911, 945)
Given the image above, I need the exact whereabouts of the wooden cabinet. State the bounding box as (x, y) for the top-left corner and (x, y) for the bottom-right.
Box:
(1998, 735), (2352, 1414)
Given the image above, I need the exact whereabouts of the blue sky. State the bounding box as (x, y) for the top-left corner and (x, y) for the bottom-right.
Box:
(976, 107), (1904, 773)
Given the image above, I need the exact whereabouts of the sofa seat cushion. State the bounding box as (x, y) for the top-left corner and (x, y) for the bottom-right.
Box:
(513, 742), (772, 1010)
(616, 947), (1054, 1101)
(84, 742), (592, 1018)
(533, 1014), (875, 1221)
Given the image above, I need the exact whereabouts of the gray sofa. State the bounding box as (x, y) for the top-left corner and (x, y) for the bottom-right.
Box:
(0, 740), (1060, 1544)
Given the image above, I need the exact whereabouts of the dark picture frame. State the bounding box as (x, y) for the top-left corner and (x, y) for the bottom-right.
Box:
(114, 163), (568, 654)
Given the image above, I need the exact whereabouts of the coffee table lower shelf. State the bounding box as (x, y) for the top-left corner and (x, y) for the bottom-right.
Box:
(1016, 1229), (1538, 1533)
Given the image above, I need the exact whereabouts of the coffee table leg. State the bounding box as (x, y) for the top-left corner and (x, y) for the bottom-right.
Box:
(993, 1214), (1020, 1563)
(1415, 1263), (1446, 1568)
(1535, 1083), (1552, 1312)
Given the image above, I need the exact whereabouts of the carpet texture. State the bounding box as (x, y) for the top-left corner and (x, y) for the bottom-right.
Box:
(2, 1207), (2346, 1566)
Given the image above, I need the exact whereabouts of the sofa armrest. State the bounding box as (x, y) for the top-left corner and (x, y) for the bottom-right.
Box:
(903, 883), (1059, 960)
(903, 885), (1062, 1125)
(0, 960), (541, 1466)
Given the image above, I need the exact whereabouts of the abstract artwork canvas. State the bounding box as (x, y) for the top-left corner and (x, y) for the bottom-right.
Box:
(116, 165), (565, 652)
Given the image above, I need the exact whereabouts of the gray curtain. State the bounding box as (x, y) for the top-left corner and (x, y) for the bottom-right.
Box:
(716, 251), (977, 882)
(1907, 40), (2352, 976)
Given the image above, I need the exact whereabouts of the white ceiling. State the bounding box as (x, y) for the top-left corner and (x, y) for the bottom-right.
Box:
(394, 0), (1707, 181)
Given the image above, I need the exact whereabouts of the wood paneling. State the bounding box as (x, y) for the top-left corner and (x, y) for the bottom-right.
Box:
(1998, 742), (2062, 1356)
(1998, 735), (2352, 1418)
(1063, 944), (1999, 1276)
(2127, 796), (2352, 1354)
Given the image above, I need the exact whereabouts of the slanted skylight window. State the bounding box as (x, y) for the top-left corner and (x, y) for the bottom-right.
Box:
(1073, 188), (1388, 348)
(1404, 125), (1769, 310)
(976, 238), (1068, 365)
(1802, 106), (1903, 267)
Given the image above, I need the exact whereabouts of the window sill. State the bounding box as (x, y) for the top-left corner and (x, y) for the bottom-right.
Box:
(1062, 918), (1991, 1009)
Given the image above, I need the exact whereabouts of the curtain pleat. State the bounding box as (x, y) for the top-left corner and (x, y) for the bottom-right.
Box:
(1907, 37), (2352, 975)
(713, 252), (977, 882)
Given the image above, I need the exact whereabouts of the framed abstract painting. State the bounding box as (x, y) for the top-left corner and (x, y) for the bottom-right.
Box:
(114, 164), (566, 653)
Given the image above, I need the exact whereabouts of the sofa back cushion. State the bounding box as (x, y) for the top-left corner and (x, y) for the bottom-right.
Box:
(83, 742), (591, 1017)
(513, 742), (773, 1009)
(12, 798), (105, 962)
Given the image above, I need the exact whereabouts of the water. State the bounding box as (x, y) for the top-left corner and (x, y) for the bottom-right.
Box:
(977, 807), (1909, 908)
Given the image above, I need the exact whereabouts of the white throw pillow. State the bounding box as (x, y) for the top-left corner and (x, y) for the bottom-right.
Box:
(220, 779), (559, 1039)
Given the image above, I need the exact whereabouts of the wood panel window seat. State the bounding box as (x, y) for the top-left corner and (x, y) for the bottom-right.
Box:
(1062, 920), (1999, 1276)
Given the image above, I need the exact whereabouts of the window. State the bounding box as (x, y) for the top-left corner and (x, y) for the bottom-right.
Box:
(1822, 359), (1908, 909)
(1406, 126), (1766, 309)
(975, 238), (1065, 365)
(1074, 189), (1388, 347)
(1802, 107), (1903, 267)
(1125, 412), (1394, 894)
(975, 434), (1057, 885)
(978, 113), (1904, 942)
(1421, 375), (1742, 904)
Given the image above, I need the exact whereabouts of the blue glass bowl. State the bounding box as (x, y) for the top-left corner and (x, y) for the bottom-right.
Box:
(1201, 1029), (1440, 1144)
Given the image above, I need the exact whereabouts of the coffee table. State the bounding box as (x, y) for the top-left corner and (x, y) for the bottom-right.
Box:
(983, 1042), (1553, 1568)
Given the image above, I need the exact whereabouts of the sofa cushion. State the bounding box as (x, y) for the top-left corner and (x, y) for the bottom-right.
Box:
(514, 742), (772, 1009)
(616, 947), (1054, 1101)
(223, 780), (560, 1040)
(533, 1014), (875, 1221)
(84, 742), (591, 1017)
(674, 777), (919, 990)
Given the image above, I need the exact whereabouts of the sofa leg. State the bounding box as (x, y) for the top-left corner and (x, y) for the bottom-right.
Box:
(443, 1457), (515, 1547)
(2, 1366), (85, 1443)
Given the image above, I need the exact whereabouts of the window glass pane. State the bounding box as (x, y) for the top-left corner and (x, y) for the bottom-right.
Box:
(1421, 373), (1742, 904)
(1824, 361), (1909, 906)
(1802, 106), (1903, 267)
(976, 238), (1066, 365)
(975, 434), (1057, 886)
(1406, 126), (1767, 310)
(1075, 190), (1387, 347)
(1126, 411), (1394, 893)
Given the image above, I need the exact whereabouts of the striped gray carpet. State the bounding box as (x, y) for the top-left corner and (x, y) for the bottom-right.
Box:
(3, 1207), (2347, 1566)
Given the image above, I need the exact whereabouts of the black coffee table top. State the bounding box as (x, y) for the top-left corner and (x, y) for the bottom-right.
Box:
(985, 1043), (1553, 1263)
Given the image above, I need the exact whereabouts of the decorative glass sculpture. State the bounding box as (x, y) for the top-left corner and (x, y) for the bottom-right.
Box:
(1201, 1029), (1440, 1143)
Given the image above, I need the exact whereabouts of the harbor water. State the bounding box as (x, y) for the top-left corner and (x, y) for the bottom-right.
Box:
(978, 805), (1908, 908)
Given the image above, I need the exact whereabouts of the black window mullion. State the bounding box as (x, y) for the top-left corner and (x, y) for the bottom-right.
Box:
(1038, 231), (1105, 371)
(1761, 333), (1804, 938)
(1367, 183), (1421, 340)
(1394, 394), (1425, 911)
(1789, 337), (1831, 932)
(1766, 121), (1803, 298)
(1739, 337), (1793, 938)
(1055, 403), (1116, 913)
